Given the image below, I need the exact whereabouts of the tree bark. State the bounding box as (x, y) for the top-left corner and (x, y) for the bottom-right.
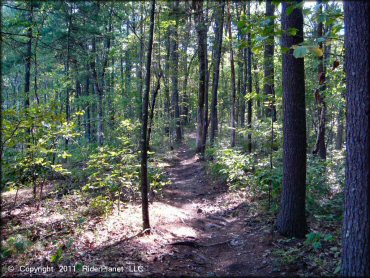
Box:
(246, 1), (252, 153)
(137, 2), (145, 121)
(65, 4), (72, 150)
(164, 29), (171, 137)
(312, 0), (327, 160)
(140, 0), (156, 232)
(227, 0), (236, 148)
(24, 2), (33, 196)
(24, 4), (32, 115)
(253, 56), (261, 118)
(277, 2), (307, 238)
(341, 2), (370, 276)
(181, 7), (192, 126)
(193, 0), (207, 155)
(84, 64), (91, 142)
(170, 0), (182, 142)
(335, 104), (343, 150)
(90, 36), (104, 146)
(264, 0), (276, 121)
(147, 75), (161, 150)
(210, 0), (225, 146)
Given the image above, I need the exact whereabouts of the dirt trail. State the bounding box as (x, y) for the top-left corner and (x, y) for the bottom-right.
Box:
(1, 141), (275, 277)
(142, 143), (275, 277)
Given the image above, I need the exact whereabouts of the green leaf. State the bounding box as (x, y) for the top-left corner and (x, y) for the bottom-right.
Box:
(312, 241), (322, 250)
(293, 45), (308, 58)
(288, 28), (298, 36)
(317, 37), (326, 43)
(334, 264), (341, 274)
(312, 47), (323, 57)
(286, 4), (296, 16)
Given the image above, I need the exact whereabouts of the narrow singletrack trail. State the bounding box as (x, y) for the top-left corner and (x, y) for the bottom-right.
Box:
(143, 143), (275, 277)
(69, 141), (275, 277)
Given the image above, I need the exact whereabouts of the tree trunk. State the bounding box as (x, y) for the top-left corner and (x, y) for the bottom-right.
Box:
(90, 36), (104, 146)
(193, 0), (207, 155)
(84, 66), (91, 142)
(246, 1), (252, 153)
(181, 9), (191, 126)
(227, 0), (236, 148)
(341, 2), (370, 276)
(170, 0), (182, 142)
(202, 0), (210, 151)
(264, 0), (276, 121)
(312, 0), (327, 160)
(277, 2), (307, 238)
(24, 4), (32, 116)
(164, 29), (171, 137)
(147, 75), (161, 150)
(137, 3), (145, 121)
(140, 0), (156, 232)
(210, 0), (225, 146)
(125, 21), (132, 98)
(253, 56), (261, 118)
(335, 105), (343, 150)
(65, 4), (72, 150)
(24, 3), (33, 195)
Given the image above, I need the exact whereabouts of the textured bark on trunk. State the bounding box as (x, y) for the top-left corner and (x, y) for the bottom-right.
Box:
(335, 106), (343, 150)
(181, 8), (191, 126)
(164, 30), (171, 137)
(90, 36), (104, 147)
(253, 56), (261, 118)
(341, 2), (370, 276)
(312, 0), (327, 160)
(140, 0), (156, 232)
(264, 0), (276, 121)
(193, 0), (207, 154)
(210, 0), (225, 146)
(277, 2), (307, 238)
(24, 4), (32, 115)
(147, 75), (161, 150)
(84, 67), (91, 142)
(227, 0), (236, 148)
(246, 1), (252, 153)
(65, 5), (72, 149)
(170, 0), (182, 142)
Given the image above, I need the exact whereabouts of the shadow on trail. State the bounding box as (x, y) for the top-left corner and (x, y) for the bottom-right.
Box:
(75, 142), (274, 277)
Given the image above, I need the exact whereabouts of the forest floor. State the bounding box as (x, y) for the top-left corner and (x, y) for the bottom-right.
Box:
(1, 137), (341, 277)
(142, 143), (276, 276)
(1, 141), (277, 277)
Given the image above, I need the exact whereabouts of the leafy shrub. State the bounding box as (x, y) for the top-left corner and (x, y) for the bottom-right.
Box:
(87, 196), (114, 216)
(2, 105), (78, 192)
(1, 234), (32, 258)
(208, 147), (256, 189)
(304, 232), (334, 250)
(82, 120), (168, 214)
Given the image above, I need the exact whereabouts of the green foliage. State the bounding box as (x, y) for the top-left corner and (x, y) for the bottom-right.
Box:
(87, 196), (114, 216)
(3, 106), (79, 192)
(148, 165), (171, 194)
(208, 147), (256, 190)
(50, 246), (64, 264)
(304, 232), (329, 250)
(1, 234), (32, 258)
(82, 121), (139, 212)
(81, 120), (167, 214)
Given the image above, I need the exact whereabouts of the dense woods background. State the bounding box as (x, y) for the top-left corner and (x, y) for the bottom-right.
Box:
(1, 0), (369, 277)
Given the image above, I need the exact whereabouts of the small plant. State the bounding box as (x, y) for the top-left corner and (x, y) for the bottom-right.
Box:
(1, 234), (32, 257)
(304, 232), (334, 250)
(88, 196), (114, 216)
(50, 246), (64, 264)
(209, 147), (256, 189)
